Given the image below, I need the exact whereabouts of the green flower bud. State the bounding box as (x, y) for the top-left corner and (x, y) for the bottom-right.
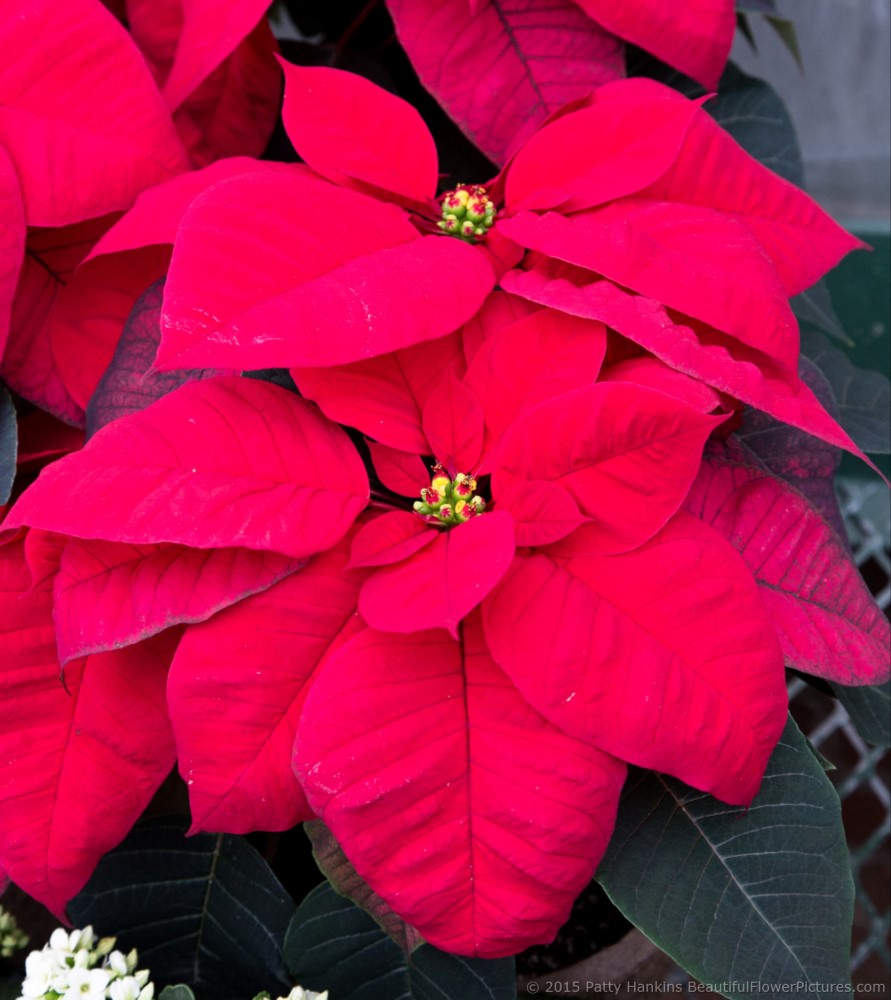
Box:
(438, 184), (496, 243)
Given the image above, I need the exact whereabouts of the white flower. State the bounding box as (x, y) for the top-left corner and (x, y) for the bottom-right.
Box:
(109, 976), (154, 1000)
(49, 928), (74, 953)
(106, 951), (130, 977)
(280, 989), (329, 1000)
(21, 948), (61, 997)
(60, 967), (111, 1000)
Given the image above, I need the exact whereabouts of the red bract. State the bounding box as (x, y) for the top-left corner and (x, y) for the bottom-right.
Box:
(386, 0), (735, 165)
(0, 0), (283, 419)
(155, 63), (863, 471)
(0, 0), (187, 229)
(294, 614), (628, 957)
(0, 0), (187, 418)
(50, 156), (281, 410)
(113, 0), (280, 166)
(386, 0), (625, 165)
(0, 535), (180, 917)
(4, 377), (369, 560)
(686, 442), (891, 686)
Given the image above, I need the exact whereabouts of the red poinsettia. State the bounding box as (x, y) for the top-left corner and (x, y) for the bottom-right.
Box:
(153, 61), (866, 470)
(386, 0), (736, 163)
(0, 0), (280, 421)
(104, 0), (280, 166)
(2, 316), (791, 956)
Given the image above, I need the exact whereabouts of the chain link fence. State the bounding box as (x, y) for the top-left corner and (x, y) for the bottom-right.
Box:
(789, 479), (890, 987)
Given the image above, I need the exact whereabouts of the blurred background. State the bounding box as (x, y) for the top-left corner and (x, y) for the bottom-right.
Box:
(736, 2), (890, 986)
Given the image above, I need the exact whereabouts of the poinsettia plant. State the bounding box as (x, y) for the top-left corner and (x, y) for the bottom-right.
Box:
(0, 1), (888, 997)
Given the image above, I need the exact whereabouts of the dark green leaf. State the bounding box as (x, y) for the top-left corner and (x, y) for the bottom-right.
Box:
(0, 383), (16, 504)
(832, 680), (891, 747)
(69, 818), (295, 999)
(597, 716), (854, 998)
(159, 988), (197, 1000)
(244, 369), (300, 393)
(736, 12), (758, 50)
(801, 331), (891, 454)
(791, 280), (852, 345)
(285, 882), (515, 1000)
(736, 0), (777, 12)
(709, 63), (804, 185)
(765, 15), (803, 70)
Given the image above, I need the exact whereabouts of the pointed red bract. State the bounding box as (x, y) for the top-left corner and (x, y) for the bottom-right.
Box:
(359, 513), (515, 637)
(2, 218), (112, 424)
(386, 0), (624, 165)
(574, 0), (734, 89)
(0, 539), (178, 916)
(640, 107), (865, 296)
(280, 61), (439, 206)
(51, 248), (171, 410)
(500, 204), (800, 381)
(88, 157), (275, 262)
(495, 481), (585, 547)
(54, 538), (304, 664)
(124, 0), (279, 165)
(5, 378), (369, 559)
(52, 158), (276, 409)
(501, 268), (874, 465)
(293, 331), (464, 454)
(0, 0), (186, 227)
(483, 514), (788, 804)
(600, 357), (724, 413)
(168, 537), (368, 833)
(686, 449), (891, 685)
(421, 370), (484, 472)
(492, 383), (724, 553)
(157, 0), (272, 107)
(158, 171), (494, 371)
(348, 511), (437, 569)
(368, 441), (430, 498)
(173, 17), (280, 166)
(459, 289), (540, 363)
(0, 148), (24, 363)
(504, 90), (701, 212)
(295, 615), (627, 957)
(463, 308), (606, 465)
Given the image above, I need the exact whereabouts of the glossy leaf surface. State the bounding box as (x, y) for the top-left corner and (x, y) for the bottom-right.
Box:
(285, 881), (517, 999)
(597, 717), (854, 997)
(69, 818), (294, 998)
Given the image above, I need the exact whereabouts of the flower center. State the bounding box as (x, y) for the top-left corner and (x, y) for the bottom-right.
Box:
(437, 184), (495, 243)
(413, 464), (486, 527)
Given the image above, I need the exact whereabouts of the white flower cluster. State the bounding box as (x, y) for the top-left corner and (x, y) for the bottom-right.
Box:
(17, 926), (154, 1000)
(254, 989), (329, 1000)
